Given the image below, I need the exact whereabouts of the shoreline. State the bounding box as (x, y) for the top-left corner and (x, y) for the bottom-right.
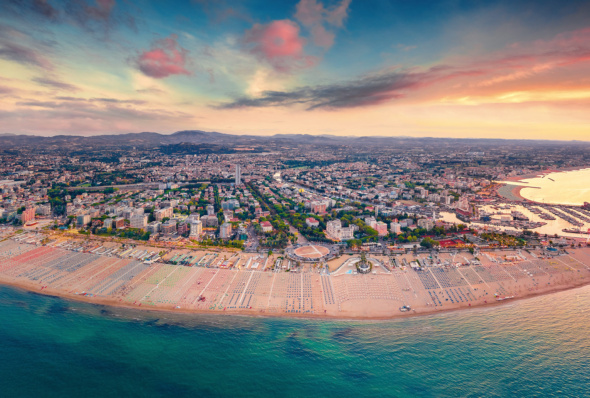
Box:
(2, 269), (590, 322)
(501, 165), (590, 184)
(496, 165), (590, 204)
(3, 238), (590, 322)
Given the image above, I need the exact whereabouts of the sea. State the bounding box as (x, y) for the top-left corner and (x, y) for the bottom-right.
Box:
(518, 168), (590, 206)
(1, 284), (589, 398)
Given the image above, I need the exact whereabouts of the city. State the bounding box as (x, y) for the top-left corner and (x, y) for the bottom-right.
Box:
(1, 132), (589, 318)
(1, 0), (590, 396)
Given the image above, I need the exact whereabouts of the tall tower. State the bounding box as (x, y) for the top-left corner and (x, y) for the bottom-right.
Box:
(235, 164), (241, 186)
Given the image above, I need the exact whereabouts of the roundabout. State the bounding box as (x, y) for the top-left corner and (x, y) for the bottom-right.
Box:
(288, 244), (333, 262)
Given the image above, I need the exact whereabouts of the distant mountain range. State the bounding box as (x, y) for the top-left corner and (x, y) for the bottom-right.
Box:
(0, 130), (587, 151)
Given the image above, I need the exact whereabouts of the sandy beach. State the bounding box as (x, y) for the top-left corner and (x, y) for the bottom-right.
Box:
(1, 237), (590, 320)
(497, 166), (590, 204)
(496, 184), (529, 201)
(501, 166), (590, 183)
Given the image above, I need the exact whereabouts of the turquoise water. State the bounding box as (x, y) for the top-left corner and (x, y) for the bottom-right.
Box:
(1, 286), (589, 397)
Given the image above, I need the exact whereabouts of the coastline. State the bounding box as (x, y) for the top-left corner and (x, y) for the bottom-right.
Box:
(496, 183), (530, 202)
(502, 165), (590, 183)
(1, 262), (590, 322)
(3, 238), (590, 321)
(497, 166), (590, 204)
(2, 276), (590, 322)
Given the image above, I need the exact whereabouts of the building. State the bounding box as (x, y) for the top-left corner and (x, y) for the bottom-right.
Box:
(261, 221), (273, 232)
(114, 217), (126, 229)
(76, 214), (90, 227)
(130, 214), (148, 230)
(147, 221), (161, 234)
(221, 199), (240, 211)
(161, 220), (177, 234)
(104, 218), (114, 229)
(365, 216), (377, 228)
(326, 219), (340, 237)
(206, 205), (215, 216)
(390, 222), (401, 234)
(375, 221), (388, 236)
(417, 218), (434, 230)
(21, 207), (36, 224)
(201, 215), (219, 227)
(306, 218), (319, 228)
(311, 201), (327, 214)
(189, 219), (202, 238)
(220, 222), (232, 239)
(36, 204), (52, 216)
(326, 219), (355, 241)
(177, 222), (188, 235)
(235, 164), (241, 185)
(154, 207), (173, 221)
(187, 213), (200, 223)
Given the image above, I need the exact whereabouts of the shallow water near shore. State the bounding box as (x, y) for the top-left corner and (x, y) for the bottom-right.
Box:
(519, 168), (590, 205)
(1, 284), (589, 397)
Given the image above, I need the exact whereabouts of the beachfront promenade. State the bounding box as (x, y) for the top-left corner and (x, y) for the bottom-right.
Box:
(1, 238), (590, 319)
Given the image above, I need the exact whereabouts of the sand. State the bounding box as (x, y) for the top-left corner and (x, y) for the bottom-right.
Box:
(1, 236), (590, 320)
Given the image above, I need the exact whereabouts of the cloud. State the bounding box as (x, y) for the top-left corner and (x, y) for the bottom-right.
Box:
(0, 86), (14, 95)
(222, 25), (590, 111)
(2, 0), (59, 20)
(294, 0), (324, 26)
(192, 0), (253, 24)
(31, 0), (60, 20)
(216, 67), (450, 110)
(238, 0), (350, 72)
(65, 0), (118, 30)
(3, 0), (135, 36)
(242, 19), (316, 72)
(54, 96), (147, 105)
(324, 0), (351, 27)
(136, 87), (165, 94)
(295, 0), (351, 48)
(13, 97), (192, 121)
(4, 96), (194, 134)
(86, 0), (116, 20)
(32, 77), (80, 92)
(464, 26), (590, 88)
(135, 34), (192, 79)
(0, 40), (53, 70)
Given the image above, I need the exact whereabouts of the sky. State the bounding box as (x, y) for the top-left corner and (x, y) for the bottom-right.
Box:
(1, 0), (590, 140)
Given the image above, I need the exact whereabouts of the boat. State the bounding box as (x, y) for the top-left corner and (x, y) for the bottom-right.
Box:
(496, 296), (515, 301)
(399, 305), (411, 312)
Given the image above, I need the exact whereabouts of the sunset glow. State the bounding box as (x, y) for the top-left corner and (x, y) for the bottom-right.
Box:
(1, 0), (590, 139)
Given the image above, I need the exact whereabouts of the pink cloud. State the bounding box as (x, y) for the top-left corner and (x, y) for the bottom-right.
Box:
(311, 25), (335, 48)
(93, 0), (115, 18)
(243, 19), (316, 72)
(295, 0), (351, 48)
(460, 26), (590, 88)
(222, 26), (590, 110)
(294, 0), (324, 27)
(324, 0), (352, 27)
(136, 34), (191, 79)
